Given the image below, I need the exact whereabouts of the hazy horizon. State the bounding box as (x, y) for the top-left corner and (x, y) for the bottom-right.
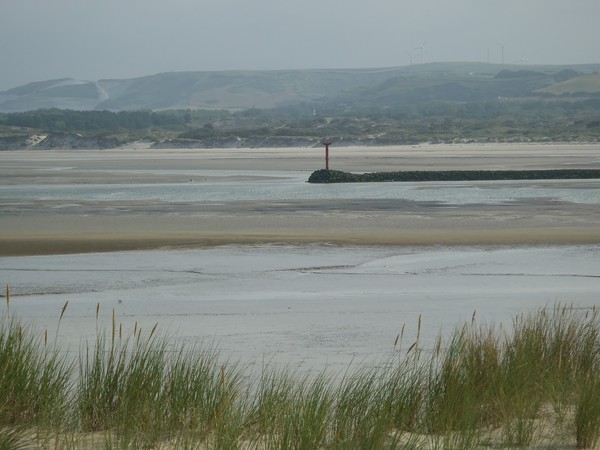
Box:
(1, 0), (599, 91)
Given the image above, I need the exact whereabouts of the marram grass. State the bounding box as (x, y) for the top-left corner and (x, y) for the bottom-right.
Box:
(1, 297), (599, 449)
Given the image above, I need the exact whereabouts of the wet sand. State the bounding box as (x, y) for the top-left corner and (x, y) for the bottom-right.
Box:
(1, 143), (599, 256)
(2, 216), (599, 257)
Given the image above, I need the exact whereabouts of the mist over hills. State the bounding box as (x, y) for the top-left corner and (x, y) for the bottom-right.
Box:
(1, 62), (600, 113)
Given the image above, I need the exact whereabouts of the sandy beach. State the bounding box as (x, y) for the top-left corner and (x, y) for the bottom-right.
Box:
(1, 143), (599, 256)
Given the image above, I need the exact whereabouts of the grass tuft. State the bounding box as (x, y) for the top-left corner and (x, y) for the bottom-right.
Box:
(1, 302), (599, 448)
(575, 372), (600, 449)
(0, 426), (27, 450)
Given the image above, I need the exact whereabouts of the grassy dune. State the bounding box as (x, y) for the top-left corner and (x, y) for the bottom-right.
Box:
(1, 287), (600, 449)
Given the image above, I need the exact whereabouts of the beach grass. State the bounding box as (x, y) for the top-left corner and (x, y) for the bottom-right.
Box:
(0, 299), (72, 431)
(1, 296), (599, 449)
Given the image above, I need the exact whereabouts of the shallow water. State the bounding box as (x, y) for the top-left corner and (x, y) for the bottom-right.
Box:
(1, 175), (599, 205)
(2, 244), (599, 373)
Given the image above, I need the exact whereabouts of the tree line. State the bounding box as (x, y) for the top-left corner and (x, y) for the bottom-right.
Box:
(1, 97), (599, 145)
(0, 108), (227, 132)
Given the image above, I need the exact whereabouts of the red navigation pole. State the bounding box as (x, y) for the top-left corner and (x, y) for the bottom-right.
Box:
(322, 139), (332, 170)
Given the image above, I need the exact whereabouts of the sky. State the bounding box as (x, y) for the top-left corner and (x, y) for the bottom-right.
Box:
(1, 0), (599, 90)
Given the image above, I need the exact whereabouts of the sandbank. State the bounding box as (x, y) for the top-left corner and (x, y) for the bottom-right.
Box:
(1, 229), (599, 257)
(1, 143), (599, 256)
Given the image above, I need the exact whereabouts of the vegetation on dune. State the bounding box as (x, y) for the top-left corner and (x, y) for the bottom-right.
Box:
(1, 286), (600, 449)
(2, 97), (600, 149)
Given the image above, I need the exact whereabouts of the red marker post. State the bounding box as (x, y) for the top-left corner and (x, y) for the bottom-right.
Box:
(322, 139), (332, 170)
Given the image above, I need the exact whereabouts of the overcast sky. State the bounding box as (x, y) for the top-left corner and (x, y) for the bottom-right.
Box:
(1, 0), (599, 90)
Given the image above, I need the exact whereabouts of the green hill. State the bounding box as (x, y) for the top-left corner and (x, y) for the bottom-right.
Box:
(536, 74), (600, 95)
(2, 62), (600, 113)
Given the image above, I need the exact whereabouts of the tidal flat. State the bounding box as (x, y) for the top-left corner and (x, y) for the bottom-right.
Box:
(1, 143), (599, 370)
(2, 244), (600, 373)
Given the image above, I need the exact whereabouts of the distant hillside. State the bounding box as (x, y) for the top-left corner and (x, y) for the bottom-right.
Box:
(0, 68), (405, 113)
(536, 74), (600, 95)
(320, 66), (600, 114)
(1, 62), (599, 113)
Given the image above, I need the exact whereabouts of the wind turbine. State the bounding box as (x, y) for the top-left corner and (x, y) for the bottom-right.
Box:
(414, 42), (427, 64)
(499, 44), (505, 65)
(519, 51), (527, 65)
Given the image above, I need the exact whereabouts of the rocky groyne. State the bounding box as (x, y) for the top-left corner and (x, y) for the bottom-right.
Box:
(308, 169), (600, 183)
